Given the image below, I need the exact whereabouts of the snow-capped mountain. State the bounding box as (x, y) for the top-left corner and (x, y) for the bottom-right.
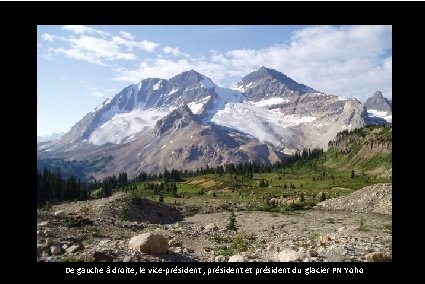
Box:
(364, 91), (392, 123)
(232, 66), (318, 101)
(38, 67), (389, 177)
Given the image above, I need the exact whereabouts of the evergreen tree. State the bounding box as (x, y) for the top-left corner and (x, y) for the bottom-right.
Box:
(226, 212), (238, 231)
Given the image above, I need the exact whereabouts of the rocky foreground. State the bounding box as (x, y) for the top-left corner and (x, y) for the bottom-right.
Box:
(37, 184), (392, 262)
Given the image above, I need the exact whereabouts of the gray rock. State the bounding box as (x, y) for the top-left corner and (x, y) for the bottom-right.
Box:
(44, 228), (54, 237)
(215, 255), (227, 262)
(50, 245), (62, 255)
(204, 223), (218, 232)
(365, 252), (385, 262)
(128, 233), (169, 254)
(298, 247), (307, 259)
(54, 210), (65, 217)
(228, 255), (245, 262)
(277, 249), (300, 262)
(45, 238), (54, 247)
(38, 221), (49, 227)
(168, 239), (183, 247)
(66, 243), (84, 254)
(308, 249), (318, 257)
(123, 256), (132, 262)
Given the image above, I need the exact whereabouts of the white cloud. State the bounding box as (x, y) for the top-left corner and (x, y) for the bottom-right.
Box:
(119, 31), (134, 40)
(163, 46), (181, 56)
(111, 36), (159, 52)
(42, 33), (55, 42)
(43, 25), (391, 101)
(69, 36), (137, 60)
(49, 47), (104, 65)
(139, 40), (159, 52)
(114, 25), (391, 101)
(62, 25), (108, 36)
(92, 91), (106, 97)
(114, 59), (194, 82)
(46, 26), (160, 65)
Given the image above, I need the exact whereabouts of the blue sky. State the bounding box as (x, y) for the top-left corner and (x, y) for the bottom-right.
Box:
(37, 25), (392, 137)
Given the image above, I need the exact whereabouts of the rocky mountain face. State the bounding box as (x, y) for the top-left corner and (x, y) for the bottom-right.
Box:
(232, 66), (317, 101)
(38, 67), (390, 178)
(364, 91), (392, 123)
(365, 91), (392, 113)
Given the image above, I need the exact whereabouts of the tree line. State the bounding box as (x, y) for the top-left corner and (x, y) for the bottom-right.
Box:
(37, 148), (324, 207)
(37, 168), (128, 208)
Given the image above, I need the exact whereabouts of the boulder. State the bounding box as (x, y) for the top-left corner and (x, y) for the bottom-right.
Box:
(204, 223), (218, 232)
(44, 228), (54, 237)
(66, 243), (84, 254)
(37, 221), (49, 227)
(318, 235), (332, 246)
(366, 252), (385, 262)
(50, 245), (62, 255)
(54, 210), (65, 217)
(215, 255), (226, 262)
(228, 255), (245, 262)
(278, 249), (300, 262)
(128, 233), (169, 254)
(308, 249), (318, 257)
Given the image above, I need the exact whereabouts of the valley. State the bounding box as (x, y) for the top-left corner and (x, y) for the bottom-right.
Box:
(37, 125), (392, 262)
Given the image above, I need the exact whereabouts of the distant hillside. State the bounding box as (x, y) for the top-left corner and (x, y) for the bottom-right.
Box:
(326, 125), (392, 179)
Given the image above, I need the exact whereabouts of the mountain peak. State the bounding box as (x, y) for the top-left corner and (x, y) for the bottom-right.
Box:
(234, 67), (318, 101)
(169, 69), (205, 85)
(371, 91), (383, 98)
(258, 66), (269, 72)
(364, 91), (392, 113)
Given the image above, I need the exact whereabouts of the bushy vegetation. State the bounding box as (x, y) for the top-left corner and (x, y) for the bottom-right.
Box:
(226, 212), (238, 231)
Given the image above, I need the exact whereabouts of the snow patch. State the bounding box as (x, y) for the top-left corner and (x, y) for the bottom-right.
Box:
(211, 102), (316, 146)
(89, 107), (171, 145)
(231, 81), (254, 92)
(153, 80), (162, 91)
(188, 96), (210, 114)
(93, 97), (112, 112)
(168, 88), (178, 96)
(367, 109), (392, 123)
(230, 85), (245, 92)
(250, 97), (290, 107)
(161, 145), (166, 149)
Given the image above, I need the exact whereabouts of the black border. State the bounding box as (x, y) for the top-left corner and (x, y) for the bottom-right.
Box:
(2, 0), (418, 280)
